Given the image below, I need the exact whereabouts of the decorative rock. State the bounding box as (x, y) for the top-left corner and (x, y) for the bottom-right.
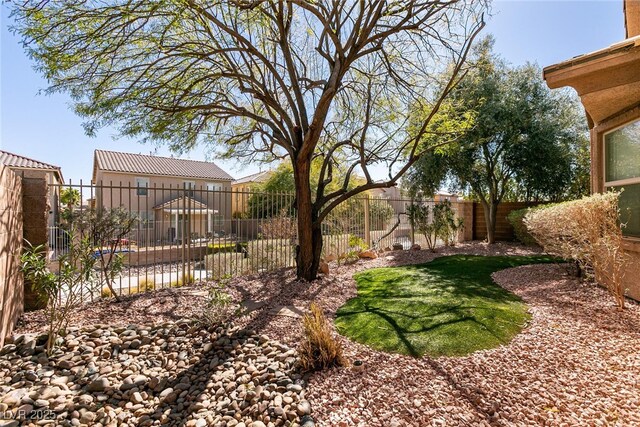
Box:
(131, 392), (144, 404)
(80, 411), (96, 424)
(296, 400), (311, 416)
(319, 261), (329, 275)
(87, 377), (110, 392)
(358, 250), (378, 259)
(324, 254), (337, 262)
(300, 415), (315, 427)
(1, 388), (28, 406)
(0, 323), (305, 427)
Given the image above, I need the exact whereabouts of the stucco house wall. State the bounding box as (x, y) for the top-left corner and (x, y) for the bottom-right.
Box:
(0, 166), (23, 346)
(92, 151), (234, 244)
(544, 1), (640, 301)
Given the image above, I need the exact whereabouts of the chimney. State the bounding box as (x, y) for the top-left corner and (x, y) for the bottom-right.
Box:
(625, 0), (640, 38)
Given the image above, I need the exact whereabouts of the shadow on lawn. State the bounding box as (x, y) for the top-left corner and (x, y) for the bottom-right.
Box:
(336, 255), (557, 357)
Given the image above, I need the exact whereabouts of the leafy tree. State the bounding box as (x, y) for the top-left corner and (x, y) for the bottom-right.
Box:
(59, 187), (81, 225)
(247, 163), (295, 218)
(60, 187), (80, 209)
(249, 161), (393, 236)
(406, 37), (589, 243)
(407, 200), (462, 251)
(12, 0), (487, 279)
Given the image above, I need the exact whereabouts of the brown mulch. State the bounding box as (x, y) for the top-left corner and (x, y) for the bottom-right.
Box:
(305, 256), (640, 426)
(13, 242), (640, 426)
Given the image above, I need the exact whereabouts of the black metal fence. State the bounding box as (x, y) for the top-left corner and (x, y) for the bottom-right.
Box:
(46, 181), (446, 300)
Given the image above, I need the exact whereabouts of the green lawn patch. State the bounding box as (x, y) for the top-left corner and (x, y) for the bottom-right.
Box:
(335, 254), (557, 357)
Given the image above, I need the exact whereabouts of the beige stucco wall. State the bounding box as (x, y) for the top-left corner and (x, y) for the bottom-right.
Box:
(620, 245), (640, 301)
(94, 170), (233, 243)
(591, 105), (640, 301)
(0, 166), (24, 346)
(231, 183), (257, 215)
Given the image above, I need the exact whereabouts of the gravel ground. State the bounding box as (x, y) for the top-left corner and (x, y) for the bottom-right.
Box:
(11, 242), (640, 426)
(1, 323), (310, 427)
(305, 258), (640, 426)
(15, 288), (210, 335)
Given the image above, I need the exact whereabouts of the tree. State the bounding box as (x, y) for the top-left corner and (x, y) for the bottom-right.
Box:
(405, 37), (589, 243)
(59, 187), (81, 225)
(12, 0), (487, 280)
(247, 163), (295, 218)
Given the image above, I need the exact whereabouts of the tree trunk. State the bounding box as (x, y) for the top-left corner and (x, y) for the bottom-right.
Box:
(481, 200), (499, 244)
(294, 158), (323, 281)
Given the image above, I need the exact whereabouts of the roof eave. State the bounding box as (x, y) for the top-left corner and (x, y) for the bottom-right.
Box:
(544, 36), (640, 87)
(544, 37), (640, 126)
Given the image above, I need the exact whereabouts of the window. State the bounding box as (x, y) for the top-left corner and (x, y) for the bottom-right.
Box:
(604, 118), (640, 237)
(214, 214), (225, 227)
(136, 210), (153, 229)
(206, 182), (221, 192)
(135, 177), (149, 196)
(183, 180), (196, 196)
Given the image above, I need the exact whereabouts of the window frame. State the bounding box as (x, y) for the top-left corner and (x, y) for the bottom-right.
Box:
(183, 180), (196, 197)
(135, 177), (149, 196)
(602, 117), (640, 239)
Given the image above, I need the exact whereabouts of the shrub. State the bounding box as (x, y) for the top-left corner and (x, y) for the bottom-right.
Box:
(408, 200), (463, 251)
(82, 208), (137, 301)
(507, 208), (538, 246)
(171, 273), (194, 288)
(207, 242), (248, 255)
(525, 192), (628, 309)
(434, 200), (464, 246)
(298, 302), (345, 372)
(259, 209), (297, 241)
(197, 278), (238, 327)
(100, 286), (113, 298)
(138, 278), (155, 292)
(124, 286), (140, 295)
(21, 235), (98, 354)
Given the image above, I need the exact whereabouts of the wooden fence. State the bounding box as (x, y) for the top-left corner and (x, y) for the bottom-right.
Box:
(472, 202), (542, 241)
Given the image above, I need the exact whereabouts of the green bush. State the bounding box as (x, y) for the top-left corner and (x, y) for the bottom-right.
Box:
(196, 279), (239, 327)
(507, 208), (538, 245)
(207, 242), (248, 255)
(407, 200), (462, 251)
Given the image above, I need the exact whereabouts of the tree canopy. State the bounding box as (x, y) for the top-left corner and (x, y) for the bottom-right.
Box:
(405, 37), (590, 242)
(12, 0), (487, 279)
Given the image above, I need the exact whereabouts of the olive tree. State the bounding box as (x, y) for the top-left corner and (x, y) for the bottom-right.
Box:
(406, 37), (589, 243)
(12, 0), (486, 280)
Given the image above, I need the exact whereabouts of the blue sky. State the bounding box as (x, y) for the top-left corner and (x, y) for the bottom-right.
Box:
(0, 1), (626, 183)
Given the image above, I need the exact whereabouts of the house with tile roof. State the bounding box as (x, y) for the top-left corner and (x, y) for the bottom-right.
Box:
(0, 149), (64, 230)
(92, 150), (234, 244)
(231, 170), (273, 215)
(543, 0), (640, 300)
(0, 150), (64, 184)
